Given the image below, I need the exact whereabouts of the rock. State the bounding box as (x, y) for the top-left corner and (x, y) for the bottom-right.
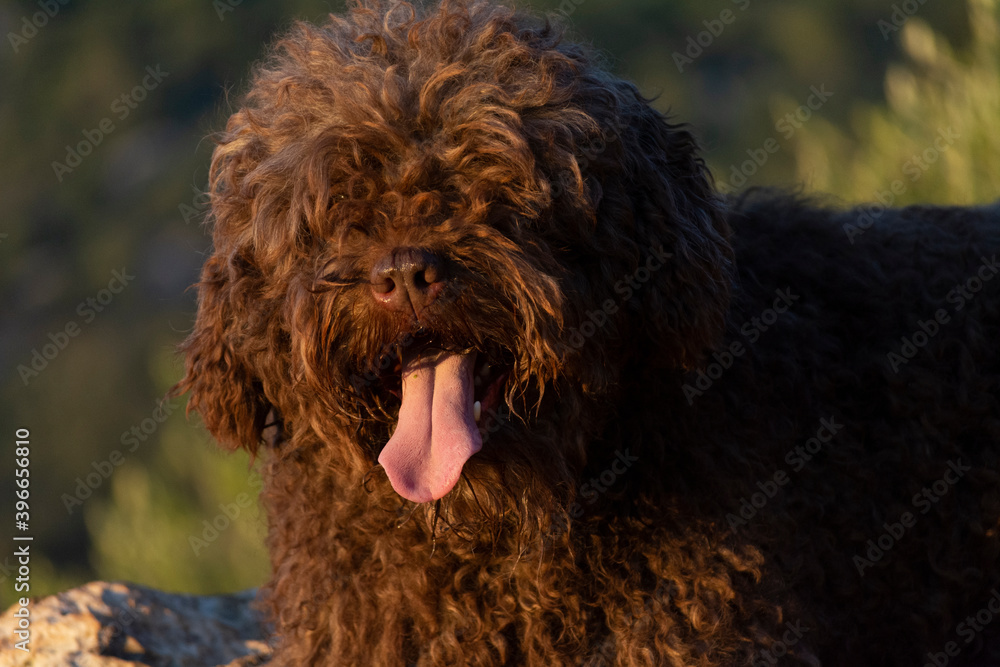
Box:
(0, 581), (271, 666)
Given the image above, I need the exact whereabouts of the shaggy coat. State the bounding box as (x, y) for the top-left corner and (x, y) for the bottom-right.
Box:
(176, 1), (1000, 664)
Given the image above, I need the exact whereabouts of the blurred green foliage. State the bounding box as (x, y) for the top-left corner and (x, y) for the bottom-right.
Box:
(787, 0), (1000, 204)
(0, 0), (996, 607)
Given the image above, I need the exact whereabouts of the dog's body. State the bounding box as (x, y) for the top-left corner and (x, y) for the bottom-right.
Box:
(177, 1), (1000, 664)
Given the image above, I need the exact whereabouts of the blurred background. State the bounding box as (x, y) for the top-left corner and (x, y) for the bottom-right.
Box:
(1, 0), (997, 607)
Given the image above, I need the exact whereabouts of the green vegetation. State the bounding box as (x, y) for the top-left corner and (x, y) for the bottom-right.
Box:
(787, 0), (1000, 204)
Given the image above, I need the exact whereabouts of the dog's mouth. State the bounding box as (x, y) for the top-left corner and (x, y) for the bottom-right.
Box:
(375, 335), (511, 503)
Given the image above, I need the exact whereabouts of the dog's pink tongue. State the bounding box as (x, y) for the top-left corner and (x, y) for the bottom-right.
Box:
(379, 351), (482, 503)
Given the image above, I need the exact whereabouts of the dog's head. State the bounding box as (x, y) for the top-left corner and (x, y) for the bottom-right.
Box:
(177, 0), (733, 510)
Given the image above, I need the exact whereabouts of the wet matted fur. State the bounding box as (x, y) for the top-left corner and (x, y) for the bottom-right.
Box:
(174, 1), (1000, 664)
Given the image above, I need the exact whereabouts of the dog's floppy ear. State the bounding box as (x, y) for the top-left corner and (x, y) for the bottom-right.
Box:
(616, 100), (734, 369)
(173, 251), (272, 453)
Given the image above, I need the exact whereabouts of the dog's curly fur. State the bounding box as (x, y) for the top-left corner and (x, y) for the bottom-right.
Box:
(175, 1), (1000, 664)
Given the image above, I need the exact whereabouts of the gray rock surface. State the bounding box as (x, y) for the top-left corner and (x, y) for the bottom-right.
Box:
(0, 581), (270, 666)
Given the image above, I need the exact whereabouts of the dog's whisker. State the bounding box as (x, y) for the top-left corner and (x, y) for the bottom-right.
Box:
(429, 500), (442, 558)
(398, 500), (422, 527)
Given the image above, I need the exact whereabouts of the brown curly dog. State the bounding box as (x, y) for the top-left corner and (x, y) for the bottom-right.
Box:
(175, 1), (1000, 664)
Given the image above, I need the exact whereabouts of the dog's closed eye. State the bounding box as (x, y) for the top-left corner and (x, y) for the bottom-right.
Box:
(314, 257), (364, 290)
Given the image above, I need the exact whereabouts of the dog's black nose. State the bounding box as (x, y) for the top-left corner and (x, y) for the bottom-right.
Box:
(370, 248), (446, 316)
